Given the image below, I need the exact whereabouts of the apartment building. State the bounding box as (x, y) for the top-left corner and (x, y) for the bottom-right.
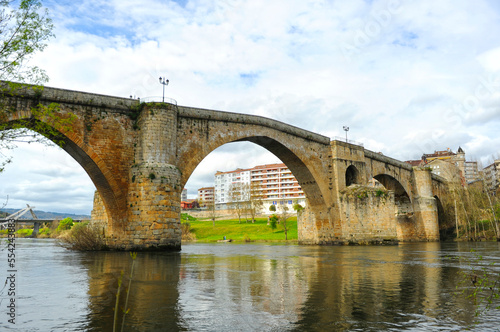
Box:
(197, 187), (215, 207)
(214, 168), (251, 209)
(213, 163), (306, 212)
(483, 160), (500, 194)
(464, 161), (481, 184)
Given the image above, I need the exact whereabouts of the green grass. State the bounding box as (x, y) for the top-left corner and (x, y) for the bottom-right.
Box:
(188, 216), (298, 242)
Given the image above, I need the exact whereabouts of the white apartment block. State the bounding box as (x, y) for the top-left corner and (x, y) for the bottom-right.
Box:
(214, 163), (306, 212)
(181, 188), (188, 201)
(197, 187), (215, 207)
(214, 168), (251, 209)
(483, 160), (500, 194)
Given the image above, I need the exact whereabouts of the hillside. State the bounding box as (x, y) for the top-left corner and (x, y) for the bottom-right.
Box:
(0, 208), (90, 220)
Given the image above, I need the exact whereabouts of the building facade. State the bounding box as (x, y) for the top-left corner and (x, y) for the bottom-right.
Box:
(213, 163), (306, 212)
(197, 187), (215, 207)
(464, 161), (481, 184)
(483, 160), (500, 194)
(214, 168), (251, 208)
(414, 147), (480, 185)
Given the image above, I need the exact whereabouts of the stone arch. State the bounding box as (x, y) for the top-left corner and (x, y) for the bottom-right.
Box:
(434, 195), (452, 240)
(373, 173), (413, 220)
(373, 174), (410, 203)
(345, 165), (360, 186)
(4, 116), (127, 225)
(180, 135), (328, 214)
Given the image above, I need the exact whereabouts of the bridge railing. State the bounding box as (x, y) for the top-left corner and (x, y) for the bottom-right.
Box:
(139, 96), (178, 105)
(332, 136), (364, 147)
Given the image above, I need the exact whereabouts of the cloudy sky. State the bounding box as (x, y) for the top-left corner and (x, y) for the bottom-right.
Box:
(1, 0), (500, 215)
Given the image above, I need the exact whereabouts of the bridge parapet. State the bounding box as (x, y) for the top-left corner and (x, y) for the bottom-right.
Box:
(178, 106), (331, 145)
(364, 150), (413, 171)
(0, 81), (138, 113)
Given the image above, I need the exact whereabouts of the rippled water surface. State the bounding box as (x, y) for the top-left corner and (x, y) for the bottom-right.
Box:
(1, 239), (500, 331)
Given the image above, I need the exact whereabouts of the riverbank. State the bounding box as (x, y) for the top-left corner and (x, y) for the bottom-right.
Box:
(183, 215), (298, 243)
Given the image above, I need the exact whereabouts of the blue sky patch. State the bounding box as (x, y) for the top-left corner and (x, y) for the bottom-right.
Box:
(239, 72), (259, 86)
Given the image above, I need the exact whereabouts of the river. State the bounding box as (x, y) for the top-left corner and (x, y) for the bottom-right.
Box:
(0, 239), (499, 331)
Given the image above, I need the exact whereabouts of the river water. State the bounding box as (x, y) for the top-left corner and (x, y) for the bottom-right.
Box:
(0, 239), (499, 331)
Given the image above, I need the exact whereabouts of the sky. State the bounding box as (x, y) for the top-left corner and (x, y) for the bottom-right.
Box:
(1, 0), (500, 215)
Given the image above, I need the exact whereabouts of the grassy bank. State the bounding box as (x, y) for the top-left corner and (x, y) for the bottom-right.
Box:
(185, 215), (298, 243)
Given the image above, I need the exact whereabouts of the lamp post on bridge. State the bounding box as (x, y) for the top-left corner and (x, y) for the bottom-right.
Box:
(159, 76), (169, 102)
(343, 126), (349, 143)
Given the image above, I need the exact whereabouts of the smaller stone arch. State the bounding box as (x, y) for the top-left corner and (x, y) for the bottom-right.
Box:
(345, 165), (360, 187)
(434, 195), (453, 240)
(373, 174), (410, 203)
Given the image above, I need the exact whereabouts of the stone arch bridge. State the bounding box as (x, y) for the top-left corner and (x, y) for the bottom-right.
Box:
(0, 83), (448, 250)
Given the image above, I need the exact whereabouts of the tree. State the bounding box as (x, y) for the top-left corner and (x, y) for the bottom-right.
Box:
(279, 200), (291, 240)
(0, 1), (64, 172)
(207, 201), (217, 227)
(228, 183), (247, 224)
(269, 214), (278, 232)
(246, 181), (263, 223)
(0, 0), (54, 84)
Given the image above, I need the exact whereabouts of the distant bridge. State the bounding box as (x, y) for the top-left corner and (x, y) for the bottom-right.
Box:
(1, 82), (449, 250)
(0, 205), (44, 236)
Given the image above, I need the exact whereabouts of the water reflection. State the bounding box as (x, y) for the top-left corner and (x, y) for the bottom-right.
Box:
(83, 251), (183, 331)
(1, 240), (499, 331)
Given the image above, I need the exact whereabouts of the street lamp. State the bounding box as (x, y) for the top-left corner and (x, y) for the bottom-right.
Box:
(343, 126), (349, 143)
(159, 76), (169, 102)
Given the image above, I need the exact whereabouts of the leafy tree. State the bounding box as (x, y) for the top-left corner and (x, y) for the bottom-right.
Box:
(269, 214), (278, 232)
(293, 201), (304, 213)
(269, 204), (276, 212)
(0, 0), (54, 83)
(0, 1), (70, 173)
(56, 217), (73, 232)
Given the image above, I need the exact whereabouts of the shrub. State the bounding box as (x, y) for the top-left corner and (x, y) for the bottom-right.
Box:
(269, 205), (276, 212)
(269, 214), (278, 231)
(56, 217), (74, 232)
(16, 228), (33, 237)
(38, 226), (51, 238)
(59, 222), (105, 251)
(243, 234), (251, 242)
(181, 222), (196, 241)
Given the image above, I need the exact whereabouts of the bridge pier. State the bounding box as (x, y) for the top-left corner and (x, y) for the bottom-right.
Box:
(411, 168), (440, 241)
(96, 103), (182, 250)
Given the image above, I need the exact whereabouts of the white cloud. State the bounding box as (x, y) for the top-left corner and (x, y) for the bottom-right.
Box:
(3, 0), (500, 211)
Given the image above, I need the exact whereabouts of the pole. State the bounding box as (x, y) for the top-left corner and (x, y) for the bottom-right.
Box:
(159, 77), (169, 103)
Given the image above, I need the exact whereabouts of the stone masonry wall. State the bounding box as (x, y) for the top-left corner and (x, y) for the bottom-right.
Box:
(338, 186), (398, 244)
(104, 103), (182, 250)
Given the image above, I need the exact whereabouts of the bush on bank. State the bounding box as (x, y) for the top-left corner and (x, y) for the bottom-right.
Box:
(58, 221), (106, 251)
